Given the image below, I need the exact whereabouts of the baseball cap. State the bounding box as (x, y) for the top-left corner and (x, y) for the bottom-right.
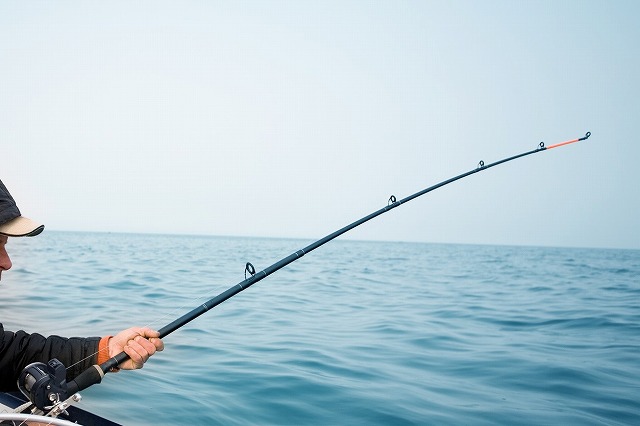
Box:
(0, 179), (44, 237)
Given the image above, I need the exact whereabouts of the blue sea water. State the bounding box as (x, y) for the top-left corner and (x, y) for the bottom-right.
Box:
(3, 231), (640, 425)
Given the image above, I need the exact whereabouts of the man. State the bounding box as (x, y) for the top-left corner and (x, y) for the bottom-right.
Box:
(0, 178), (164, 391)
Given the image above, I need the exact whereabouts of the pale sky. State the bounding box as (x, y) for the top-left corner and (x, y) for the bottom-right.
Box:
(1, 1), (638, 249)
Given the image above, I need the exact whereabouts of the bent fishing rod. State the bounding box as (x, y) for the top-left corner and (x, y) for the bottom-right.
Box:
(18, 131), (591, 413)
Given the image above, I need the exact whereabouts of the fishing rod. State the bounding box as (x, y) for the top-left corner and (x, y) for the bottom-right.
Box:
(17, 131), (591, 415)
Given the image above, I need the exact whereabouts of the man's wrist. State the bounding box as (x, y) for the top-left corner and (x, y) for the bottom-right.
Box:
(97, 335), (120, 372)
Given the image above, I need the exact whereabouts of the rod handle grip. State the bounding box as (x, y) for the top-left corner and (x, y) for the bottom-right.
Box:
(67, 365), (104, 394)
(99, 350), (130, 373)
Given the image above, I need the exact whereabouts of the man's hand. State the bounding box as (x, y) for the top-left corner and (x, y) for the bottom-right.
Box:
(108, 327), (164, 370)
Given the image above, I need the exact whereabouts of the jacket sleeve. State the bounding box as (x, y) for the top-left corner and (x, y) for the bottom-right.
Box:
(0, 323), (100, 392)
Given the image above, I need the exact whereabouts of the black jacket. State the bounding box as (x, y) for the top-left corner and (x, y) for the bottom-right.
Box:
(0, 323), (99, 391)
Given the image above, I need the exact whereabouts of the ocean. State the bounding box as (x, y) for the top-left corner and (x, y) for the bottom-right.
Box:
(3, 232), (639, 425)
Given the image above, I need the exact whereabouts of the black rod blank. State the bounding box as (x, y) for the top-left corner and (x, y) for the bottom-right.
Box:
(97, 132), (590, 376)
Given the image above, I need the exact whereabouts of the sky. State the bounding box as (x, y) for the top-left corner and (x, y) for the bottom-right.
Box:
(1, 1), (638, 250)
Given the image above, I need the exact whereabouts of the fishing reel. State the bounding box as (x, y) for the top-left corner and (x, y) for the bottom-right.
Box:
(17, 358), (81, 416)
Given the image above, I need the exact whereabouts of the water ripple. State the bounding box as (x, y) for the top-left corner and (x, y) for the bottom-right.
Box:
(3, 233), (639, 425)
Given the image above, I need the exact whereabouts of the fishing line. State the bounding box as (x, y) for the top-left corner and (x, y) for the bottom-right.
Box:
(16, 131), (591, 414)
(64, 276), (244, 373)
(100, 132), (592, 372)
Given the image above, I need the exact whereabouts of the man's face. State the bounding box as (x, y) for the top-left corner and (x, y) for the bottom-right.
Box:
(0, 235), (11, 280)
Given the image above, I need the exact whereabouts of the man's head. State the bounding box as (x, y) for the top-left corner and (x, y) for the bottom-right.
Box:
(0, 179), (43, 280)
(0, 179), (44, 238)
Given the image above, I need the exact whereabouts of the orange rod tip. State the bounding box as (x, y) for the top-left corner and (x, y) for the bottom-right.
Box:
(547, 132), (591, 150)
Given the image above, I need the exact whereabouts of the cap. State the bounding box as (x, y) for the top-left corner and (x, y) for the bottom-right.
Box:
(0, 179), (44, 237)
